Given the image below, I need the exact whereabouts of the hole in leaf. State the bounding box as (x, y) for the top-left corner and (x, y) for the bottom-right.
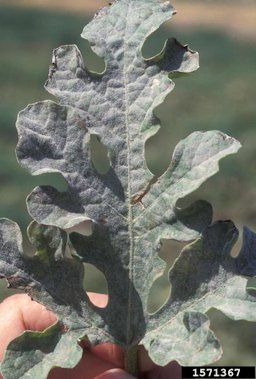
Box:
(231, 229), (243, 258)
(147, 269), (171, 315)
(207, 308), (256, 365)
(145, 90), (183, 177)
(83, 263), (109, 308)
(142, 22), (173, 60)
(147, 239), (186, 314)
(83, 39), (106, 74)
(0, 279), (24, 300)
(66, 220), (93, 236)
(145, 124), (174, 176)
(247, 278), (256, 298)
(90, 134), (111, 175)
(32, 172), (68, 192)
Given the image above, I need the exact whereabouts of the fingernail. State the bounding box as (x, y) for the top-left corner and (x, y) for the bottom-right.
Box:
(95, 368), (135, 379)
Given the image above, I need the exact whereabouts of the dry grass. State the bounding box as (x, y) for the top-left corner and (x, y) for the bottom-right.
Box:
(0, 0), (256, 40)
(171, 1), (256, 41)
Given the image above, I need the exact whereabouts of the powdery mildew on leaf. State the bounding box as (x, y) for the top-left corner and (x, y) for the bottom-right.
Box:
(0, 220), (109, 379)
(143, 221), (256, 365)
(0, 0), (256, 378)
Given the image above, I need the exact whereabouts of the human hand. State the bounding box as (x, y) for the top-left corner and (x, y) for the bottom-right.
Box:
(0, 293), (181, 379)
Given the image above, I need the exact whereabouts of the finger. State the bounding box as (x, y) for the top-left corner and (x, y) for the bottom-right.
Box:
(95, 368), (136, 379)
(87, 294), (180, 377)
(0, 292), (181, 379)
(90, 343), (124, 368)
(48, 349), (117, 379)
(86, 293), (125, 368)
(0, 294), (117, 379)
(138, 345), (156, 372)
(89, 343), (180, 379)
(0, 294), (56, 361)
(0, 295), (26, 361)
(146, 361), (182, 379)
(15, 294), (57, 331)
(87, 292), (108, 308)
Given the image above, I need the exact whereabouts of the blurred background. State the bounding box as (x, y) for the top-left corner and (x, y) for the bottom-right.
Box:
(0, 0), (256, 367)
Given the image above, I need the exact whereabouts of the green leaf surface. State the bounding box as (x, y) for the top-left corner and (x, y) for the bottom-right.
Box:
(0, 0), (253, 376)
(0, 220), (112, 378)
(1, 324), (82, 379)
(142, 221), (256, 365)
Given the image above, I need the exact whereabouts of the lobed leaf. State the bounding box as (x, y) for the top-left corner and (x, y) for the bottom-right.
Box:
(1, 325), (83, 379)
(143, 221), (256, 365)
(0, 219), (112, 378)
(0, 0), (254, 376)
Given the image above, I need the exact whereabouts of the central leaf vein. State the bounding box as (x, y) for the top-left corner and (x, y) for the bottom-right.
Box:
(123, 1), (135, 346)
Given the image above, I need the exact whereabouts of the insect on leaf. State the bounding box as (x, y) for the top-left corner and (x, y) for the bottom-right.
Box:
(0, 0), (255, 378)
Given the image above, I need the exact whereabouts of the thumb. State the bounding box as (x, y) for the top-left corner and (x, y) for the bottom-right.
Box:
(95, 368), (136, 379)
